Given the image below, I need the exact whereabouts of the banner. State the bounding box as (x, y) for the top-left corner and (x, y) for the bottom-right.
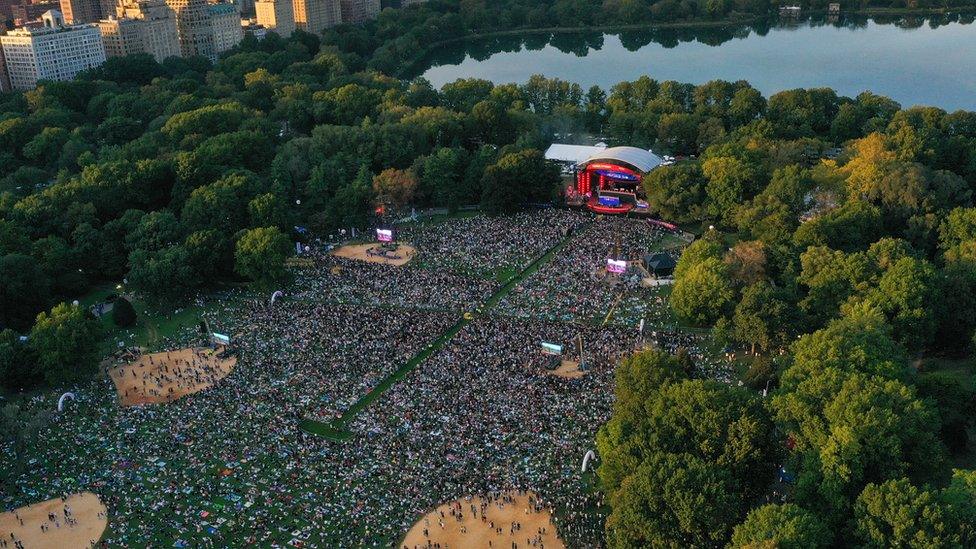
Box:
(607, 259), (627, 274)
(598, 195), (621, 207)
(376, 228), (393, 242)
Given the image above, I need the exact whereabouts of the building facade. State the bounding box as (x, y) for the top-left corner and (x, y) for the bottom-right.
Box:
(58, 0), (116, 23)
(254, 0), (293, 36)
(207, 1), (241, 58)
(338, 0), (377, 23)
(292, 0), (338, 35)
(98, 0), (179, 61)
(0, 45), (10, 92)
(164, 0), (212, 58)
(0, 10), (106, 90)
(163, 0), (241, 61)
(11, 1), (61, 24)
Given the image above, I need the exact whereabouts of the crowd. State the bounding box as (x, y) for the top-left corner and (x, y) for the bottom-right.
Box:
(1, 210), (721, 548)
(399, 211), (585, 279)
(498, 217), (678, 326)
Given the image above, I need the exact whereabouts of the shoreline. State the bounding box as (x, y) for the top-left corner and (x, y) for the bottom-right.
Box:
(396, 7), (976, 79)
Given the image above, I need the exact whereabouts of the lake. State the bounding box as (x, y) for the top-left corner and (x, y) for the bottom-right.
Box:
(414, 14), (976, 111)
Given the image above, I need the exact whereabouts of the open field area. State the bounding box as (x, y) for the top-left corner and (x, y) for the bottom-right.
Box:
(1, 212), (715, 547)
(0, 492), (107, 549)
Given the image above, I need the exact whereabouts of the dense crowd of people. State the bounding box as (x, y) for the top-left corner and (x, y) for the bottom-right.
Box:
(498, 217), (680, 326)
(2, 210), (723, 547)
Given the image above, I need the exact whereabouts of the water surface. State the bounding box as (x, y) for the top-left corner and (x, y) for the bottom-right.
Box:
(415, 15), (976, 110)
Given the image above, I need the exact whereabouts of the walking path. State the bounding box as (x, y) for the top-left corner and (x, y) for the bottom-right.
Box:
(301, 223), (588, 441)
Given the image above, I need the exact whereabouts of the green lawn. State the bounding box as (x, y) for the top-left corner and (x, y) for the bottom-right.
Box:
(78, 284), (248, 354)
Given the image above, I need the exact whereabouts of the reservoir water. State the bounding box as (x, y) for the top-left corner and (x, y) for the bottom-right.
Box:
(414, 15), (976, 111)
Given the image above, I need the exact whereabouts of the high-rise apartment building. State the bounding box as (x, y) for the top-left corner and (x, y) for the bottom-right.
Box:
(207, 1), (241, 57)
(254, 0), (293, 36)
(11, 1), (61, 24)
(292, 0), (338, 35)
(0, 45), (11, 92)
(0, 10), (106, 90)
(165, 0), (211, 57)
(59, 0), (115, 23)
(338, 0), (377, 24)
(98, 0), (179, 61)
(164, 0), (240, 61)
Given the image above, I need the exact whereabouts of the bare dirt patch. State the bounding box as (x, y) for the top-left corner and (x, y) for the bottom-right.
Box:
(109, 347), (236, 406)
(0, 492), (107, 549)
(331, 242), (416, 266)
(402, 492), (564, 549)
(546, 359), (586, 379)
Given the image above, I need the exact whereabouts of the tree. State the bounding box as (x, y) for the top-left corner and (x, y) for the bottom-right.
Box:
(0, 328), (41, 390)
(0, 253), (51, 331)
(670, 257), (735, 325)
(419, 147), (470, 210)
(29, 302), (102, 385)
(854, 479), (963, 548)
(642, 162), (707, 222)
(599, 377), (780, 503)
(865, 256), (942, 350)
(783, 302), (911, 390)
(773, 368), (947, 521)
(916, 372), (975, 454)
(724, 240), (767, 286)
(126, 245), (197, 305)
(793, 200), (883, 253)
(112, 297), (136, 328)
(731, 504), (832, 548)
(732, 281), (798, 354)
(606, 453), (745, 548)
(481, 149), (558, 214)
(234, 227), (291, 289)
(596, 349), (687, 493)
(372, 168), (418, 209)
(703, 155), (758, 225)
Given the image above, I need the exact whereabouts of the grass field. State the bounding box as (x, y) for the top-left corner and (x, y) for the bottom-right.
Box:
(77, 285), (247, 355)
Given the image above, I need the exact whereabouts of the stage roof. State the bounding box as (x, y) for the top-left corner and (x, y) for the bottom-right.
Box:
(544, 143), (608, 164)
(580, 146), (663, 173)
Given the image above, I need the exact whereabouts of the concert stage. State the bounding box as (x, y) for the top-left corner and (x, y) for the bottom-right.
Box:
(565, 146), (663, 215)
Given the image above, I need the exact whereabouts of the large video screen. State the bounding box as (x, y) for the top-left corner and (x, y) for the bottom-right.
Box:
(607, 259), (627, 274)
(376, 228), (394, 242)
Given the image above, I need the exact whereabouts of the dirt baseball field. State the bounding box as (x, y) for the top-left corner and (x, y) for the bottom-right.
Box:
(332, 242), (416, 266)
(109, 347), (236, 406)
(401, 492), (564, 549)
(0, 492), (107, 549)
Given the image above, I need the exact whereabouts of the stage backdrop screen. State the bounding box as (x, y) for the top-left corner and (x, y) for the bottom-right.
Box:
(377, 228), (394, 242)
(607, 259), (627, 274)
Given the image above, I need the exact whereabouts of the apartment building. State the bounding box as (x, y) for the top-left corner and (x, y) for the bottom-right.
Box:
(98, 0), (179, 61)
(338, 0), (377, 24)
(254, 0), (293, 36)
(292, 0), (338, 35)
(0, 10), (106, 90)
